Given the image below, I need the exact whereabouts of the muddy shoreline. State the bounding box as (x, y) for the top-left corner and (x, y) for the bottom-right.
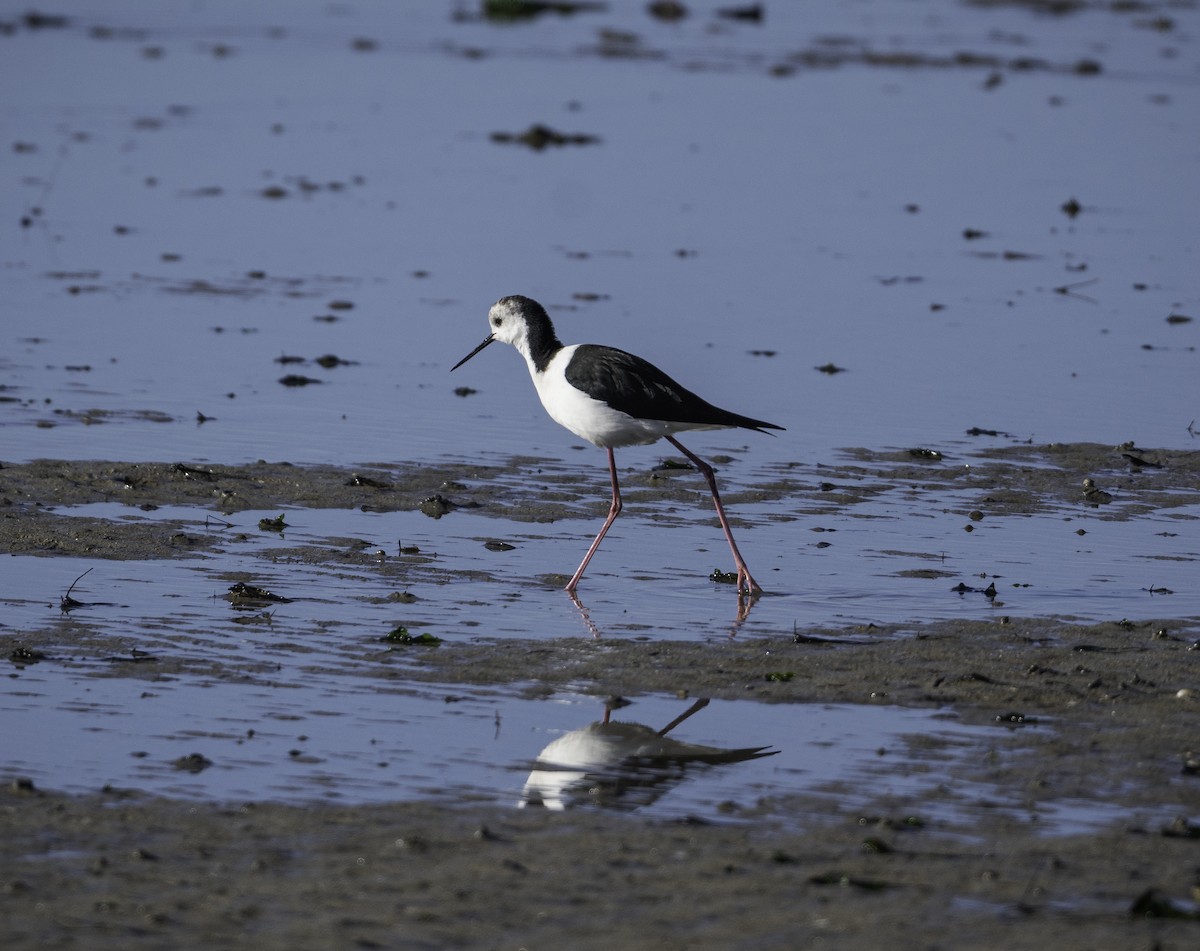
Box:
(2, 450), (1199, 948)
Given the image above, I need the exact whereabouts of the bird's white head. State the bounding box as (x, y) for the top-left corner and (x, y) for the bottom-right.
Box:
(451, 295), (561, 372)
(487, 296), (534, 352)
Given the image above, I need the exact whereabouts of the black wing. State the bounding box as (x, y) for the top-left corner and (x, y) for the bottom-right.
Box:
(565, 345), (783, 433)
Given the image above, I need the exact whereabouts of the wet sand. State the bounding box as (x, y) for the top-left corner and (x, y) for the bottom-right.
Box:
(2, 449), (1199, 948)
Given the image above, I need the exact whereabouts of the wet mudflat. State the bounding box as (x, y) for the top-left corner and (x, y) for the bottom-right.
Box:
(2, 447), (1199, 949)
(2, 622), (1199, 950)
(3, 775), (1199, 951)
(3, 0), (1200, 948)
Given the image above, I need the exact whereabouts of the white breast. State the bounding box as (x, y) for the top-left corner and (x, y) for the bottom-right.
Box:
(530, 345), (683, 448)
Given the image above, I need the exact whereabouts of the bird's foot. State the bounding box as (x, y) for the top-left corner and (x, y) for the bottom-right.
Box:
(737, 566), (763, 596)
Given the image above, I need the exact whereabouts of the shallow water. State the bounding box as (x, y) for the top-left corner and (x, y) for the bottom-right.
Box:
(1, 1), (1197, 832)
(1, 664), (1000, 821)
(4, 444), (1197, 642)
(1, 448), (1195, 828)
(2, 0), (1196, 467)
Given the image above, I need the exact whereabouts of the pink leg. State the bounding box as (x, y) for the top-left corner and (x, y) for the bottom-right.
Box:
(666, 436), (763, 595)
(656, 698), (710, 737)
(565, 447), (622, 592)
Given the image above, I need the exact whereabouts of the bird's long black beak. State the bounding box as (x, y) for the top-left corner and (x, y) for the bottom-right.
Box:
(451, 334), (495, 371)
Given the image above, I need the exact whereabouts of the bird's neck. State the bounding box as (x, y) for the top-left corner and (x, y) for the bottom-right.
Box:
(517, 321), (563, 375)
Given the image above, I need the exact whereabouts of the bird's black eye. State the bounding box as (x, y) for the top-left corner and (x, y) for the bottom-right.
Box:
(492, 316), (502, 328)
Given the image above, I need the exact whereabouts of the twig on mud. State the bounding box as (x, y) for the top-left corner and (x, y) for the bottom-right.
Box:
(60, 567), (94, 612)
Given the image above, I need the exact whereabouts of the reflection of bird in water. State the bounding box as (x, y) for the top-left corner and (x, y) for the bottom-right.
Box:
(520, 698), (777, 811)
(1081, 477), (1113, 506)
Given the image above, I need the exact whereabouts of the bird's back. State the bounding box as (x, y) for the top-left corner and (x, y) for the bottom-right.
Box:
(565, 344), (783, 434)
